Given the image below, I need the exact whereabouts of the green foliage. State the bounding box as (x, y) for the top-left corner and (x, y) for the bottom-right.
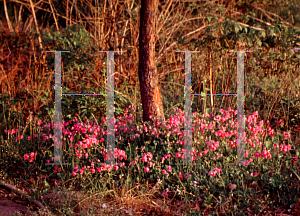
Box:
(0, 94), (24, 132)
(38, 24), (136, 123)
(41, 24), (97, 74)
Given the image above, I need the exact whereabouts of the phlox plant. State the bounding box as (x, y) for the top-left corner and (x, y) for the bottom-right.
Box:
(4, 106), (299, 209)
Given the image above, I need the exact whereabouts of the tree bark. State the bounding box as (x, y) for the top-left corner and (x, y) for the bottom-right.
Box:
(138, 0), (165, 124)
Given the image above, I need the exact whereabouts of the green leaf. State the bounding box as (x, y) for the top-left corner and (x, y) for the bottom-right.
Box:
(41, 90), (48, 97)
(257, 39), (262, 46)
(44, 180), (50, 187)
(249, 12), (256, 19)
(235, 26), (239, 34)
(207, 16), (211, 23)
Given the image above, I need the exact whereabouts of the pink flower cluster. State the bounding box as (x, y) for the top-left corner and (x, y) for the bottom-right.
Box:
(4, 129), (18, 135)
(178, 172), (192, 180)
(293, 156), (298, 164)
(142, 152), (153, 162)
(207, 167), (222, 176)
(161, 154), (171, 163)
(207, 140), (220, 151)
(53, 165), (62, 174)
(23, 152), (37, 163)
(162, 165), (173, 176)
(279, 144), (291, 153)
(254, 149), (272, 159)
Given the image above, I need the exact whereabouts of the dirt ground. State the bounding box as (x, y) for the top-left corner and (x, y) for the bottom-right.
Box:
(0, 200), (39, 216)
(0, 186), (57, 216)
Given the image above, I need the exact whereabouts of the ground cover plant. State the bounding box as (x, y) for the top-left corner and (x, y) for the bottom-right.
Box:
(0, 104), (300, 215)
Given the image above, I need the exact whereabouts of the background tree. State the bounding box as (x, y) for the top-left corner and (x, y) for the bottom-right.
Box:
(138, 0), (165, 124)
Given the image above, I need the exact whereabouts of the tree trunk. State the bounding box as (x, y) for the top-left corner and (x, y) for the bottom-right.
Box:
(138, 0), (165, 124)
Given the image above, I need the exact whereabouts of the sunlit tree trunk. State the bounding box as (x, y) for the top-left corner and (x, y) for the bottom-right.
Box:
(138, 0), (165, 124)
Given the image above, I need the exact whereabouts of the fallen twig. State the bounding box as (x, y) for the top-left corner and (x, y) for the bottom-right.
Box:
(0, 180), (52, 214)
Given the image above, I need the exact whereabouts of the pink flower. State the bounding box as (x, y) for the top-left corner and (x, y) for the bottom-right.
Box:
(90, 168), (95, 174)
(144, 167), (150, 173)
(167, 166), (172, 172)
(37, 120), (43, 126)
(282, 147), (287, 153)
(72, 171), (77, 177)
(27, 136), (31, 140)
(214, 141), (219, 148)
(176, 152), (181, 158)
(162, 192), (168, 197)
(283, 132), (290, 140)
(147, 152), (153, 160)
(24, 154), (29, 160)
(254, 153), (260, 159)
(208, 171), (216, 176)
(114, 165), (119, 170)
(276, 119), (283, 125)
(142, 153), (148, 162)
(179, 172), (183, 179)
(245, 150), (249, 158)
(162, 169), (167, 175)
(209, 144), (216, 151)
